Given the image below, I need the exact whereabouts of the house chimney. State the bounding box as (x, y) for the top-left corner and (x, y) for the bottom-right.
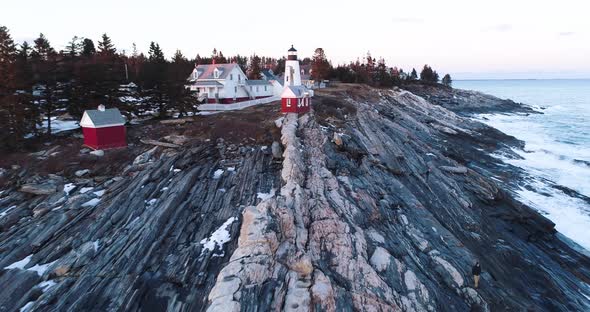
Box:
(98, 104), (106, 112)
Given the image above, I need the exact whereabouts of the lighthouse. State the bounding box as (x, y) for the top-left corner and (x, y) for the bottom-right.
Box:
(284, 45), (302, 87)
(281, 45), (312, 114)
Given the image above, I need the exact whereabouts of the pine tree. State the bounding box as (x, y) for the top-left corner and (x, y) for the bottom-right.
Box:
(311, 48), (331, 82)
(66, 36), (81, 57)
(148, 42), (165, 62)
(144, 42), (168, 117)
(410, 68), (418, 80)
(31, 33), (59, 136)
(420, 65), (439, 83)
(97, 33), (116, 55)
(167, 49), (194, 117)
(442, 73), (452, 87)
(248, 54), (262, 79)
(31, 33), (55, 60)
(0, 26), (18, 149)
(81, 38), (96, 57)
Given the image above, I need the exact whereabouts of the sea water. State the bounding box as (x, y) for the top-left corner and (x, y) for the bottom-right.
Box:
(454, 79), (590, 251)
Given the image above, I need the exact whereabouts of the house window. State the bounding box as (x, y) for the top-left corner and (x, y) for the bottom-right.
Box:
(250, 86), (253, 91)
(230, 74), (233, 80)
(256, 86), (259, 92)
(286, 98), (291, 107)
(234, 86), (237, 93)
(286, 76), (289, 82)
(264, 86), (267, 91)
(238, 75), (241, 82)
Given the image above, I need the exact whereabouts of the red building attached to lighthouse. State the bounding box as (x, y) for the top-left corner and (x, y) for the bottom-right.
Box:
(281, 45), (313, 114)
(80, 105), (127, 150)
(281, 86), (311, 113)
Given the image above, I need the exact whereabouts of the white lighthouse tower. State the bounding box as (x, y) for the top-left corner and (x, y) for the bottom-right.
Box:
(284, 45), (302, 87)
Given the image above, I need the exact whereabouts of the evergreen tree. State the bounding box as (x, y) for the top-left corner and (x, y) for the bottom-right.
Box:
(311, 48), (331, 82)
(442, 73), (452, 87)
(97, 33), (116, 55)
(81, 38), (96, 57)
(410, 68), (418, 80)
(234, 54), (248, 73)
(31, 33), (58, 136)
(248, 54), (262, 79)
(273, 57), (286, 75)
(167, 49), (194, 117)
(66, 36), (81, 57)
(31, 33), (55, 60)
(0, 26), (19, 149)
(143, 41), (168, 117)
(148, 42), (165, 62)
(420, 65), (439, 83)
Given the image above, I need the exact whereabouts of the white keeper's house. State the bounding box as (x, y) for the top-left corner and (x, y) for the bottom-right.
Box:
(186, 63), (276, 104)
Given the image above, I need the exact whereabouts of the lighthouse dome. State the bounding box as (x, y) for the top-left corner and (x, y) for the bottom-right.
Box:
(288, 45), (297, 52)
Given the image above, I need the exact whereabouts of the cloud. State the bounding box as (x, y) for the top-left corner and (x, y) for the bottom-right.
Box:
(392, 17), (424, 24)
(483, 24), (513, 32)
(558, 31), (575, 36)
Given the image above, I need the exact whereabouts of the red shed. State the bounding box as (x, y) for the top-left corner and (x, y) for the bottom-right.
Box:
(281, 86), (311, 114)
(80, 105), (127, 150)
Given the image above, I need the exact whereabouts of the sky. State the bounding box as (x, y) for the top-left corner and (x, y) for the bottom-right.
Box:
(2, 0), (589, 79)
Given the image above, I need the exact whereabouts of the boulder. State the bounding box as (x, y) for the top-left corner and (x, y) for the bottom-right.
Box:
(20, 182), (57, 195)
(163, 135), (189, 146)
(439, 166), (468, 174)
(133, 146), (158, 165)
(271, 141), (283, 159)
(90, 150), (105, 157)
(75, 169), (90, 177)
(333, 132), (343, 146)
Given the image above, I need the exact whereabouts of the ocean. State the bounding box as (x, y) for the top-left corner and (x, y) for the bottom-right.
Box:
(454, 79), (590, 251)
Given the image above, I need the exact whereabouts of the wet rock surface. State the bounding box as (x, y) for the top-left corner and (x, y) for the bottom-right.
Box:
(1, 85), (589, 311)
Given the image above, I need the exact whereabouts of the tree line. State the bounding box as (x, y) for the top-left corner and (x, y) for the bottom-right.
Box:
(0, 26), (453, 152)
(0, 26), (293, 151)
(327, 51), (452, 88)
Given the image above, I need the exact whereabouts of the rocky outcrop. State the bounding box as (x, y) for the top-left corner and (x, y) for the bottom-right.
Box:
(1, 85), (589, 311)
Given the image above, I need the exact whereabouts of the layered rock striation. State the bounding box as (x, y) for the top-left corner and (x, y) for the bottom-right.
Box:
(1, 85), (589, 311)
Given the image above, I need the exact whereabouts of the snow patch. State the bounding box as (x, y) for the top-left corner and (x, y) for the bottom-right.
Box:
(213, 169), (224, 179)
(63, 183), (76, 195)
(257, 188), (276, 201)
(27, 260), (57, 276)
(79, 187), (93, 194)
(4, 255), (32, 270)
(37, 280), (57, 292)
(93, 190), (106, 197)
(82, 198), (101, 208)
(0, 205), (16, 218)
(200, 217), (237, 254)
(146, 199), (157, 206)
(19, 302), (34, 312)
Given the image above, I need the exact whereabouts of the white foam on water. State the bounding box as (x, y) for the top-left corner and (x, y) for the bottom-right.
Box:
(475, 112), (590, 251)
(516, 180), (590, 250)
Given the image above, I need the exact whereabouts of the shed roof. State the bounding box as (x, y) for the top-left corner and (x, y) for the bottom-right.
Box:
(80, 108), (125, 128)
(281, 86), (310, 98)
